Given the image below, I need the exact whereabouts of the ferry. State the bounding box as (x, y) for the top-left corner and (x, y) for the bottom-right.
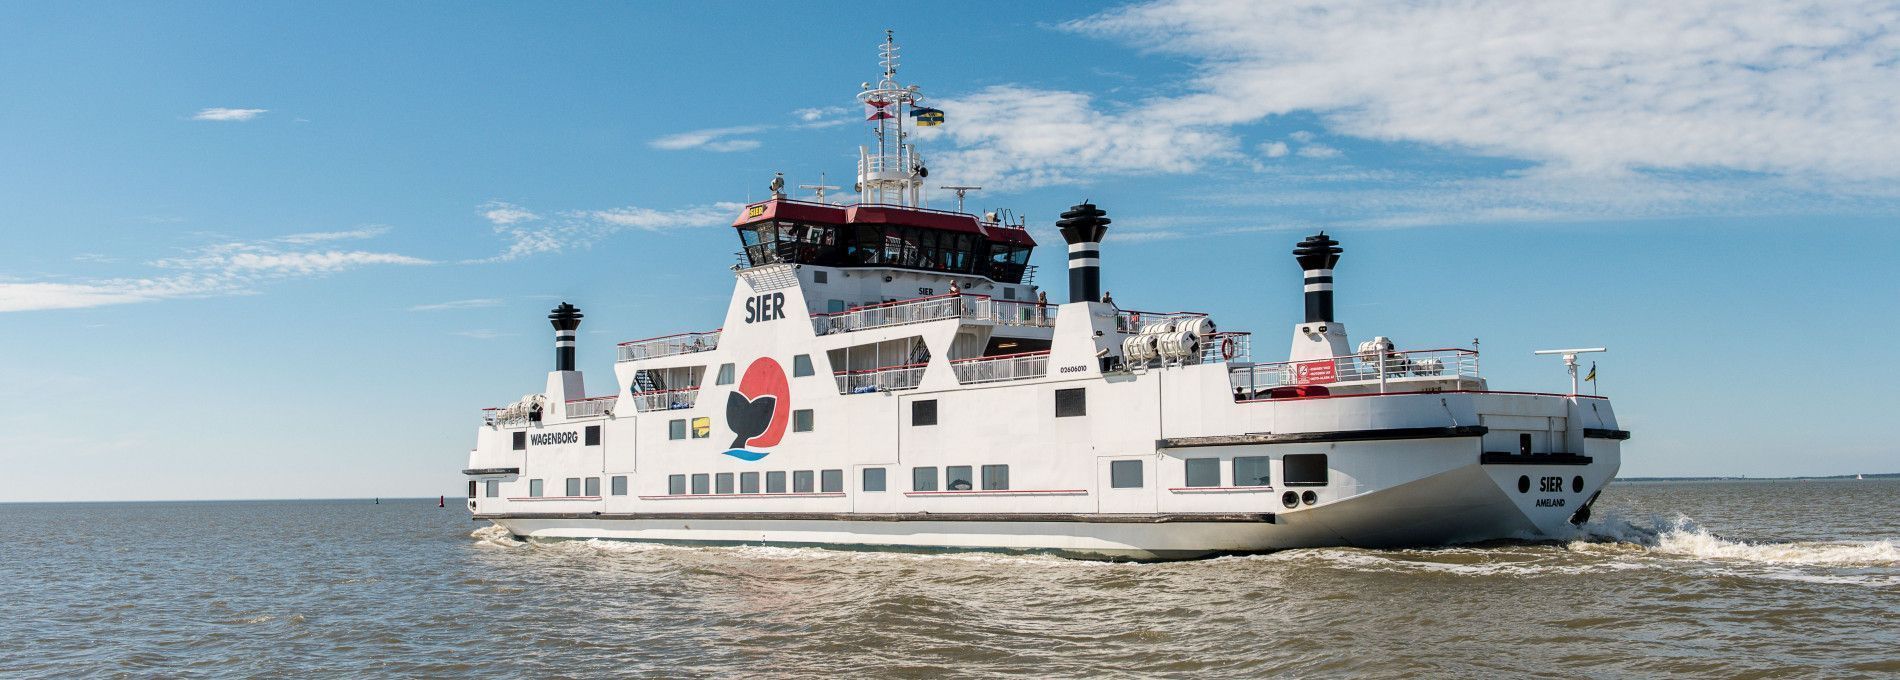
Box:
(460, 34), (1629, 559)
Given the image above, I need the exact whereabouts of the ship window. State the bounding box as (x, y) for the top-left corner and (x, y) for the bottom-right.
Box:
(585, 425), (601, 446)
(1284, 454), (1329, 487)
(821, 469), (843, 493)
(468, 480), (477, 498)
(691, 473), (711, 495)
(766, 471), (787, 493)
(740, 471), (760, 494)
(1003, 287), (1017, 300)
(611, 476), (628, 496)
(793, 470), (815, 493)
(668, 474), (686, 495)
(912, 467), (938, 492)
(1055, 388), (1087, 417)
(716, 473), (735, 494)
(863, 468), (887, 492)
(981, 464), (1009, 491)
(793, 354), (815, 377)
(794, 409), (814, 432)
(827, 299), (847, 314)
(512, 431), (526, 450)
(946, 465), (974, 491)
(1519, 433), (1533, 456)
(1111, 460), (1143, 489)
(485, 479), (500, 497)
(1234, 456), (1271, 487)
(691, 417), (710, 439)
(814, 270), (828, 284)
(1185, 458), (1220, 487)
(912, 399), (938, 426)
(585, 477), (601, 497)
(529, 479), (544, 497)
(565, 478), (581, 497)
(716, 363), (735, 385)
(668, 419), (686, 440)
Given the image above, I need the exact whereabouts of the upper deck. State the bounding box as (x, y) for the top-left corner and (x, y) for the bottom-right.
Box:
(732, 199), (1038, 284)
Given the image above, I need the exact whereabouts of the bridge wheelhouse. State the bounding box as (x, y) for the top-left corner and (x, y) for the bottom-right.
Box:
(734, 199), (1036, 284)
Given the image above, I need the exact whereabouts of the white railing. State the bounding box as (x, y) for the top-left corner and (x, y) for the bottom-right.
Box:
(812, 294), (1058, 335)
(952, 351), (1051, 385)
(1231, 348), (1481, 398)
(617, 330), (721, 362)
(628, 387), (700, 412)
(1202, 332), (1253, 364)
(1115, 309), (1209, 334)
(564, 396), (616, 419)
(833, 363), (928, 394)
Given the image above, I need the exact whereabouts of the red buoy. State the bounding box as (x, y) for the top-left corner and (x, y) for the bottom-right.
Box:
(438, 495), (445, 508)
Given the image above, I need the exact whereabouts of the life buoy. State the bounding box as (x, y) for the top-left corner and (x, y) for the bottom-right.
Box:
(1220, 337), (1237, 360)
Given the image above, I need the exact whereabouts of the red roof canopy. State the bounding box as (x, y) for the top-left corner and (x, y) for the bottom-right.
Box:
(733, 199), (1037, 247)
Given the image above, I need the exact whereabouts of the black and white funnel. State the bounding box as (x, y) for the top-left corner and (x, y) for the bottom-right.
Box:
(1056, 202), (1111, 304)
(549, 302), (583, 371)
(1292, 233), (1343, 323)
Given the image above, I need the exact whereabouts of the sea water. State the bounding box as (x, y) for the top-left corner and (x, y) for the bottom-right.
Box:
(2, 479), (1895, 677)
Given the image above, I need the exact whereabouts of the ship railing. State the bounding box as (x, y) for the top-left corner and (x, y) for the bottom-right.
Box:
(1231, 348), (1481, 397)
(987, 298), (1059, 328)
(564, 396), (617, 420)
(617, 330), (721, 362)
(812, 293), (1058, 335)
(628, 387), (701, 412)
(1115, 309), (1210, 334)
(833, 362), (928, 394)
(951, 351), (1052, 385)
(1201, 332), (1253, 364)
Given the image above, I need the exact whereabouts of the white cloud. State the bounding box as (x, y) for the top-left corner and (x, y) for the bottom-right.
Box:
(586, 203), (744, 231)
(1259, 141), (1289, 158)
(650, 125), (769, 152)
(1297, 144), (1341, 159)
(480, 201), (540, 226)
(915, 86), (1232, 189)
(278, 226), (390, 244)
(471, 201), (746, 262)
(191, 107), (268, 122)
(412, 298), (505, 311)
(792, 106), (852, 128)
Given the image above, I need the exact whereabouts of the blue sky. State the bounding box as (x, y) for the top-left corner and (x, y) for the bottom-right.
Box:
(3, 1), (1897, 501)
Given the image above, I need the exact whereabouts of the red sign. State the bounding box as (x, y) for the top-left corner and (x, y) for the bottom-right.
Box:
(1294, 360), (1337, 385)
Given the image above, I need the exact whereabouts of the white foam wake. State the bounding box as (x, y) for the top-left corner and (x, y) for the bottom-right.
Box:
(1571, 513), (1900, 568)
(469, 523), (523, 547)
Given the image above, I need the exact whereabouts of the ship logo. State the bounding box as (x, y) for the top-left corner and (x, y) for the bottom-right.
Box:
(723, 357), (789, 461)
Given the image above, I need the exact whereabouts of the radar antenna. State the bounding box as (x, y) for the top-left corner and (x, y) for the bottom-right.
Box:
(940, 185), (982, 213)
(799, 173), (841, 203)
(1532, 347), (1607, 395)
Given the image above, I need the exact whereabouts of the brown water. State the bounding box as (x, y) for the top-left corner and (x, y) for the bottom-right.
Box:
(3, 479), (1896, 677)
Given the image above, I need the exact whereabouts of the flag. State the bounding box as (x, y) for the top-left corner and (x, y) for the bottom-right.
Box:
(865, 107), (893, 121)
(911, 107), (945, 126)
(1584, 362), (1596, 382)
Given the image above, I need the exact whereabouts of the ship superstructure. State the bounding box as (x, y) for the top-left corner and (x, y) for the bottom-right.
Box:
(460, 35), (1627, 559)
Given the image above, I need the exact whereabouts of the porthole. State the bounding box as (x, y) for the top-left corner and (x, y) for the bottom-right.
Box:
(1282, 491), (1300, 509)
(1301, 490), (1318, 506)
(1518, 475), (1531, 494)
(1572, 476), (1584, 493)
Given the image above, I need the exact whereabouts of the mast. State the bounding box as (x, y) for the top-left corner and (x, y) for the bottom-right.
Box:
(857, 31), (928, 207)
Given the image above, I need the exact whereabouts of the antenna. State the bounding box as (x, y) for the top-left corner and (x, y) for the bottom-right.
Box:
(799, 172), (841, 203)
(940, 185), (981, 213)
(1532, 347), (1607, 395)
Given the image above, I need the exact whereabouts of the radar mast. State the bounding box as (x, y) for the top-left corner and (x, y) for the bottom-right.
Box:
(857, 31), (930, 207)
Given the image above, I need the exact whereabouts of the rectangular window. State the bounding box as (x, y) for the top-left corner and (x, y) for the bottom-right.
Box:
(668, 474), (686, 495)
(716, 363), (736, 385)
(1284, 454), (1330, 487)
(611, 476), (628, 496)
(485, 479), (500, 497)
(716, 472), (735, 494)
(740, 471), (760, 494)
(529, 479), (544, 497)
(793, 470), (815, 493)
(512, 431), (526, 450)
(691, 473), (711, 495)
(565, 478), (582, 497)
(691, 417), (711, 439)
(468, 480), (477, 498)
(813, 270), (828, 284)
(1003, 287), (1017, 300)
(912, 399), (938, 426)
(584, 477), (601, 497)
(669, 419), (687, 440)
(766, 470), (787, 493)
(1234, 456), (1272, 487)
(793, 409), (814, 432)
(863, 467), (887, 492)
(827, 299), (847, 313)
(585, 425), (601, 446)
(1111, 460), (1143, 489)
(1055, 388), (1087, 417)
(793, 354), (815, 377)
(981, 464), (1009, 491)
(946, 465), (974, 491)
(821, 469), (844, 493)
(912, 467), (938, 492)
(1185, 458), (1221, 487)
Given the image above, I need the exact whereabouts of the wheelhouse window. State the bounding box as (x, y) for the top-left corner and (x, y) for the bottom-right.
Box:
(1185, 458), (1220, 487)
(821, 469), (843, 493)
(946, 465), (974, 491)
(1111, 460), (1143, 489)
(1234, 456), (1271, 487)
(981, 465), (1009, 491)
(733, 218), (1033, 284)
(912, 467), (938, 492)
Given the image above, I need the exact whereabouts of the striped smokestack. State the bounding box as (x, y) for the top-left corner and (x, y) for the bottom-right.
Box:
(1056, 202), (1111, 304)
(549, 302), (583, 371)
(1292, 233), (1342, 323)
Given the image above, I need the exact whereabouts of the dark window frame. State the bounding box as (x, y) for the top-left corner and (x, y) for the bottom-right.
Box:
(1110, 460), (1143, 489)
(1055, 388), (1087, 418)
(863, 467), (887, 492)
(793, 470), (815, 493)
(981, 464), (1009, 491)
(912, 399), (938, 426)
(1283, 454), (1330, 487)
(1185, 458), (1221, 487)
(946, 465), (974, 491)
(912, 467), (938, 492)
(820, 469), (844, 493)
(668, 474), (686, 495)
(766, 470), (787, 493)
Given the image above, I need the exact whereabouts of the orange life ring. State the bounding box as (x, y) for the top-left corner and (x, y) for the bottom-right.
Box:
(1220, 337), (1237, 360)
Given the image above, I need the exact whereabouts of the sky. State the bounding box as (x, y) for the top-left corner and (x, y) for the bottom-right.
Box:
(2, 1), (1897, 501)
